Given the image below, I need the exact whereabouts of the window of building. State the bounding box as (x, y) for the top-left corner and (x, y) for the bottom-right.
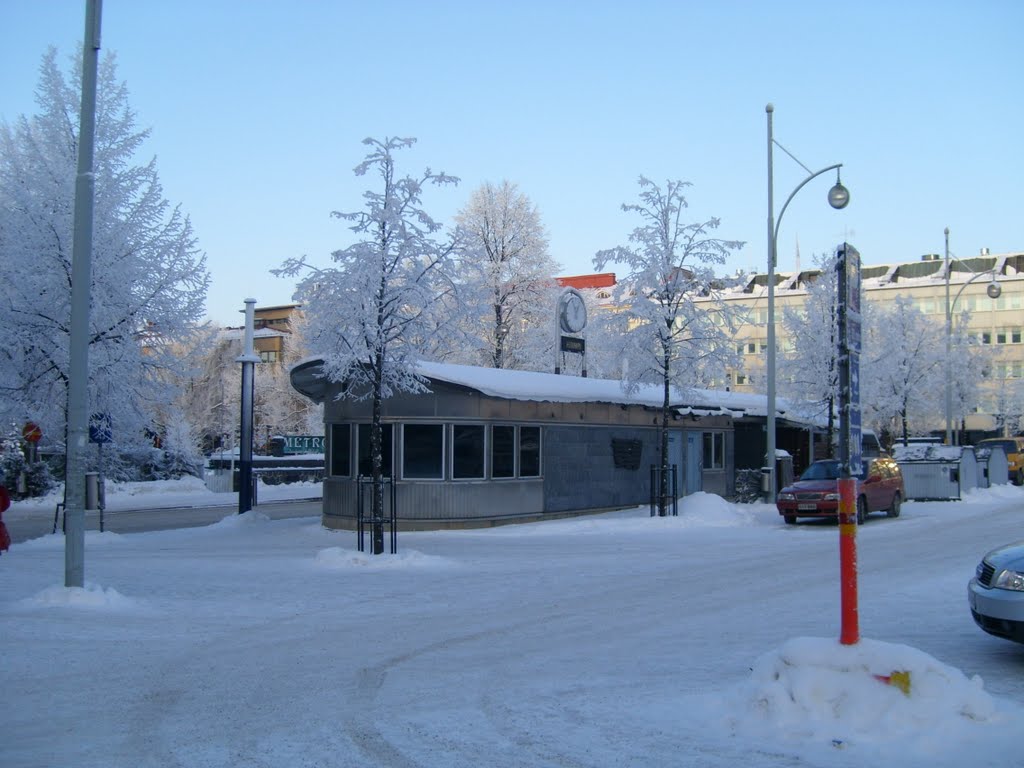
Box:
(259, 349), (279, 363)
(981, 331), (993, 345)
(520, 426), (541, 477)
(735, 374), (748, 385)
(452, 424), (485, 479)
(994, 326), (1021, 345)
(402, 424), (444, 479)
(703, 432), (725, 470)
(329, 424), (351, 477)
(491, 426), (516, 478)
(358, 423), (393, 477)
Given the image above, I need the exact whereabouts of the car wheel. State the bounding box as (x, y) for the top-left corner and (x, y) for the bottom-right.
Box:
(783, 515), (796, 525)
(886, 492), (901, 518)
(856, 496), (867, 525)
(1015, 470), (1024, 486)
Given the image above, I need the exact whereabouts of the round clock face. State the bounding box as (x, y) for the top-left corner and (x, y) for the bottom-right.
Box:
(560, 293), (587, 333)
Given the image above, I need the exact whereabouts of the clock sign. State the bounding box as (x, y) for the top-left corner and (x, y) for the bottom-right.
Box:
(559, 290), (587, 333)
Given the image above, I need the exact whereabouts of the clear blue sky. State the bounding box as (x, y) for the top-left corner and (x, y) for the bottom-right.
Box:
(3, 1), (1021, 326)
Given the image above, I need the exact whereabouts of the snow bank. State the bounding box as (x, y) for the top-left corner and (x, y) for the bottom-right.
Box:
(21, 582), (141, 613)
(725, 636), (1002, 757)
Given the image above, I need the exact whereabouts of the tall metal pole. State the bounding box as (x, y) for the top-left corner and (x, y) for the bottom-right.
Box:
(944, 227), (953, 445)
(237, 299), (260, 514)
(765, 104), (777, 502)
(65, 0), (102, 587)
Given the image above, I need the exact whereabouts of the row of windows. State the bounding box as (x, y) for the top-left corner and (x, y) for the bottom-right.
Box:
(994, 362), (1024, 379)
(737, 341), (768, 355)
(330, 423), (542, 481)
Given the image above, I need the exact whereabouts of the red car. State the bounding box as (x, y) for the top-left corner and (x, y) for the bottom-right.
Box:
(775, 457), (904, 525)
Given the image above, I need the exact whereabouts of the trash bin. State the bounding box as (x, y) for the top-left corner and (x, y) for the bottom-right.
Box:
(775, 455), (794, 491)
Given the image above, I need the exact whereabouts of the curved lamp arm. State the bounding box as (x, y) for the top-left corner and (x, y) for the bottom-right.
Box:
(771, 163), (844, 266)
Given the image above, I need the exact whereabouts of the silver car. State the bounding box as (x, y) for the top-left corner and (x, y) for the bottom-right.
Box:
(968, 540), (1024, 644)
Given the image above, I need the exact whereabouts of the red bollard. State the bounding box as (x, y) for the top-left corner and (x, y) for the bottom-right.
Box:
(837, 476), (859, 644)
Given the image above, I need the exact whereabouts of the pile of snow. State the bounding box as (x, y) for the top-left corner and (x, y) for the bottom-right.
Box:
(726, 637), (999, 757)
(21, 582), (140, 612)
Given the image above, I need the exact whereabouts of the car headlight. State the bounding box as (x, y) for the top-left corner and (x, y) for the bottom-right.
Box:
(824, 493), (840, 501)
(993, 569), (1024, 591)
(778, 493), (795, 501)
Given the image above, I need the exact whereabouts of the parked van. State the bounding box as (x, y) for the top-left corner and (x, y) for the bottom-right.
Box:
(976, 437), (1024, 485)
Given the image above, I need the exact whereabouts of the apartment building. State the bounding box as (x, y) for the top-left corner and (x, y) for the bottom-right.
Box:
(714, 249), (1024, 433)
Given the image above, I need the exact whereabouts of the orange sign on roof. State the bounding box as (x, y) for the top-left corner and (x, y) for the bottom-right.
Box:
(555, 273), (616, 290)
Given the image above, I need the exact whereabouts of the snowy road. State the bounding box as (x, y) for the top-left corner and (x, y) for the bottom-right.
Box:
(4, 489), (1024, 767)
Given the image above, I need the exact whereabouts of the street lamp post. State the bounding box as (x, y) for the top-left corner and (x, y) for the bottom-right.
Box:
(765, 103), (850, 501)
(944, 228), (1000, 444)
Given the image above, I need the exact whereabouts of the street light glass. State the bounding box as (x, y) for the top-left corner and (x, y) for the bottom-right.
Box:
(988, 281), (1002, 299)
(828, 182), (850, 210)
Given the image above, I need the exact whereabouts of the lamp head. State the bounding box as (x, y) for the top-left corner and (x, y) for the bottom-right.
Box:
(988, 281), (1002, 299)
(828, 176), (850, 210)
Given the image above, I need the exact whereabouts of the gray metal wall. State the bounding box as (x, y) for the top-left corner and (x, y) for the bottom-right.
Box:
(542, 425), (660, 512)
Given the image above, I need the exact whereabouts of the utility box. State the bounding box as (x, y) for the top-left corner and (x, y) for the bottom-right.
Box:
(973, 445), (1008, 489)
(893, 444), (979, 500)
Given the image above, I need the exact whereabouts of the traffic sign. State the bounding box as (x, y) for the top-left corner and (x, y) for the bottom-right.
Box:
(22, 422), (42, 443)
(89, 413), (113, 444)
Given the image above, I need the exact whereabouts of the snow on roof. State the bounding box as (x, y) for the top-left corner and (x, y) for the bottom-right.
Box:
(892, 443), (973, 462)
(415, 360), (802, 421)
(218, 327), (288, 341)
(290, 357), (822, 425)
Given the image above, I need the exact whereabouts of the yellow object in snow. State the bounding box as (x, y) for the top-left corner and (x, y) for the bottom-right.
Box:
(874, 670), (911, 696)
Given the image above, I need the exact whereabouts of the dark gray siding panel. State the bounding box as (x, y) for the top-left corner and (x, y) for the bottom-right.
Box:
(542, 426), (659, 512)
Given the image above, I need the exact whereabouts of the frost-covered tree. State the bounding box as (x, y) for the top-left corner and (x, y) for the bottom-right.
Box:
(947, 309), (994, 442)
(0, 49), (209, 454)
(594, 177), (743, 513)
(275, 137), (457, 551)
(450, 181), (563, 370)
(862, 296), (944, 445)
(779, 252), (840, 456)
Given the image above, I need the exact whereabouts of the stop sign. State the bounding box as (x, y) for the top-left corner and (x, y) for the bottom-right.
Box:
(22, 422), (42, 443)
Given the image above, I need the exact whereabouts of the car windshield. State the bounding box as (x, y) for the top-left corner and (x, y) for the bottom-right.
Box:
(799, 461), (841, 481)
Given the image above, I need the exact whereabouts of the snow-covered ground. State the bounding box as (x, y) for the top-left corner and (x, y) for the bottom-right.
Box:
(4, 481), (1023, 767)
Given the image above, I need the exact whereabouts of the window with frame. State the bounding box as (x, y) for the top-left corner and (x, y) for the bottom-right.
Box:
(491, 426), (516, 478)
(519, 426), (541, 477)
(402, 423), (444, 479)
(452, 424), (485, 479)
(703, 432), (725, 470)
(259, 349), (279, 363)
(329, 424), (351, 477)
(358, 423), (393, 477)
